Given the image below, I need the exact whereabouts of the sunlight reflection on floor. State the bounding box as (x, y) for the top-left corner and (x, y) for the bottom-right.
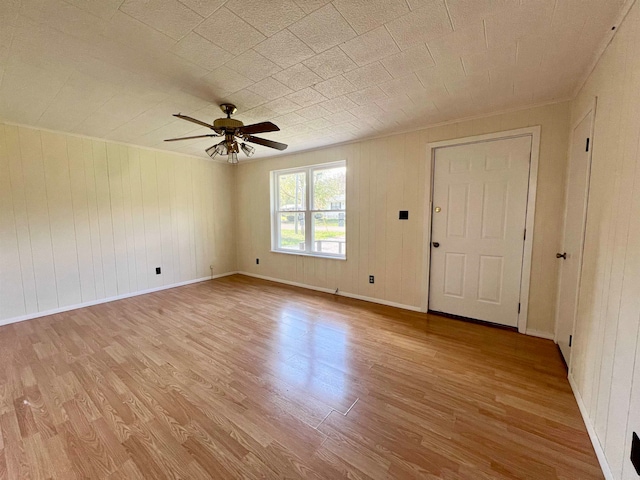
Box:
(276, 305), (350, 405)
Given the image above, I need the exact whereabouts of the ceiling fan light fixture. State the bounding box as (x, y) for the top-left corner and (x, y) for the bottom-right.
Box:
(228, 151), (239, 164)
(214, 142), (228, 156)
(241, 143), (255, 157)
(205, 145), (218, 158)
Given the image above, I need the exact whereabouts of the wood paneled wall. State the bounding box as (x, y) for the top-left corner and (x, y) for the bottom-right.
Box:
(0, 123), (236, 323)
(236, 101), (570, 335)
(569, 2), (640, 479)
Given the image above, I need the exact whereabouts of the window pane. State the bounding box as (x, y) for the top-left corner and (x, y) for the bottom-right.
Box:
(278, 172), (306, 211)
(312, 166), (345, 210)
(279, 212), (306, 251)
(312, 212), (346, 255)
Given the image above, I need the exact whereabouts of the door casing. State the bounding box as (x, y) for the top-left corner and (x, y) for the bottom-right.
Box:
(421, 126), (541, 334)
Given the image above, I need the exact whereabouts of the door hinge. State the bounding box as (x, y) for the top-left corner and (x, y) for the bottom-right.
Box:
(518, 303), (521, 314)
(523, 228), (526, 240)
(569, 334), (573, 347)
(586, 138), (590, 152)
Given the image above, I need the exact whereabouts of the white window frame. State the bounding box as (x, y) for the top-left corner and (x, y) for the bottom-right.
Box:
(271, 161), (346, 259)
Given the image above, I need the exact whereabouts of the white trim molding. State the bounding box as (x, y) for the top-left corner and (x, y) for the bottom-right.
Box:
(241, 99), (571, 164)
(571, 0), (637, 100)
(568, 374), (614, 480)
(2, 268), (558, 340)
(240, 272), (556, 339)
(525, 329), (556, 341)
(0, 119), (229, 163)
(423, 126), (542, 334)
(236, 270), (557, 345)
(237, 272), (422, 312)
(0, 272), (237, 328)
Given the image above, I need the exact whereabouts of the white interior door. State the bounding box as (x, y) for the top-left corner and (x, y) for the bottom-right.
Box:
(555, 108), (595, 364)
(429, 136), (532, 327)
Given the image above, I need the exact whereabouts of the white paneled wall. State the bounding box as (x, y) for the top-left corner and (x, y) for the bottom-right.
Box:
(569, 2), (640, 479)
(236, 101), (570, 335)
(0, 123), (236, 323)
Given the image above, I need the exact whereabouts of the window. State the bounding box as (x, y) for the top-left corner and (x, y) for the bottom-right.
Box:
(272, 161), (346, 258)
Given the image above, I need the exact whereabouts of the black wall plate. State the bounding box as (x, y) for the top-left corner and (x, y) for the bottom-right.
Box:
(632, 432), (640, 475)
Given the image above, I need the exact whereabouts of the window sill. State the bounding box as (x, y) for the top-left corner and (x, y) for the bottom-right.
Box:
(270, 249), (347, 261)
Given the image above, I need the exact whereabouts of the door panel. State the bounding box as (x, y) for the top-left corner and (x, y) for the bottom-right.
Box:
(478, 255), (503, 303)
(444, 253), (466, 297)
(449, 155), (471, 173)
(429, 136), (532, 327)
(481, 181), (508, 239)
(556, 109), (594, 364)
(446, 184), (469, 237)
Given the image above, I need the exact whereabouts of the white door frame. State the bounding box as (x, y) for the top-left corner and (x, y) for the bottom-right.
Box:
(554, 97), (597, 366)
(421, 126), (541, 334)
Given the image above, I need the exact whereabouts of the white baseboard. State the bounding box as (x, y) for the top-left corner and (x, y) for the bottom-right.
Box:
(568, 373), (613, 480)
(0, 272), (237, 328)
(525, 329), (556, 340)
(236, 271), (423, 312)
(236, 273), (569, 340)
(3, 270), (563, 338)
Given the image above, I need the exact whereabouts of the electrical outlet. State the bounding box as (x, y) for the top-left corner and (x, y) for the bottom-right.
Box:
(256, 258), (259, 265)
(399, 210), (409, 220)
(369, 275), (374, 284)
(155, 267), (161, 275)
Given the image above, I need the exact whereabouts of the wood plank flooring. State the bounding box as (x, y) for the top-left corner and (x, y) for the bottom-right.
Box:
(0, 274), (602, 479)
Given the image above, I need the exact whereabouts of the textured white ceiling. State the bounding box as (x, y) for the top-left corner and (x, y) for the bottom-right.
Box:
(0, 0), (626, 160)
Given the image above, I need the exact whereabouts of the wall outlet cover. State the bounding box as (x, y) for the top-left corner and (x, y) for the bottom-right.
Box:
(399, 210), (409, 220)
(369, 275), (374, 284)
(155, 267), (161, 275)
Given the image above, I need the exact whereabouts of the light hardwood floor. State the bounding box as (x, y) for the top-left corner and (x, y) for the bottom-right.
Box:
(0, 275), (602, 479)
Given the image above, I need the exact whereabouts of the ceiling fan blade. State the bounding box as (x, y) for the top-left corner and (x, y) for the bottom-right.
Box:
(245, 135), (288, 151)
(164, 134), (219, 142)
(238, 121), (280, 135)
(173, 113), (214, 129)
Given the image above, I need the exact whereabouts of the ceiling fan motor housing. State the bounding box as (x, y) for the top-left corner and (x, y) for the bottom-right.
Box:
(214, 117), (244, 132)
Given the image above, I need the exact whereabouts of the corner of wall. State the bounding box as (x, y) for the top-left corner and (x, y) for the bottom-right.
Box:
(230, 163), (240, 274)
